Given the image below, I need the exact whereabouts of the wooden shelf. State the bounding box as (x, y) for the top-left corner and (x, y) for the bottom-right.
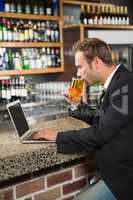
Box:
(0, 12), (60, 21)
(83, 24), (133, 30)
(63, 0), (113, 6)
(0, 67), (64, 76)
(0, 42), (62, 48)
(64, 24), (133, 30)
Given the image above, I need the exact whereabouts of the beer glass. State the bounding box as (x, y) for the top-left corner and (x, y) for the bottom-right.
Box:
(67, 77), (83, 110)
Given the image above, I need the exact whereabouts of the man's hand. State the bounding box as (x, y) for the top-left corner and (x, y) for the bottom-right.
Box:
(33, 128), (58, 141)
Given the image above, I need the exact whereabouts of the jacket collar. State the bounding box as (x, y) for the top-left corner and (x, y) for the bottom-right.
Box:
(106, 64), (128, 93)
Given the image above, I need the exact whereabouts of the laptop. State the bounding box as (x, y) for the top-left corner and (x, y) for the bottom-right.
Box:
(7, 100), (55, 144)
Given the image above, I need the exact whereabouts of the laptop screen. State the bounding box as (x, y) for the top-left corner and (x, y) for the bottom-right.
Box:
(8, 102), (29, 137)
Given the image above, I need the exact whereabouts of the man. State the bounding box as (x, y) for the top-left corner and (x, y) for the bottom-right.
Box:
(34, 38), (133, 200)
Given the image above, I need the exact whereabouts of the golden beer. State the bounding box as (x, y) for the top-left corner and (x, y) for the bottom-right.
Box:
(68, 78), (83, 103)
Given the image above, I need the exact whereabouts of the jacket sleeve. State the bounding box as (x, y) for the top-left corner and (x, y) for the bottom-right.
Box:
(68, 102), (96, 125)
(56, 80), (133, 154)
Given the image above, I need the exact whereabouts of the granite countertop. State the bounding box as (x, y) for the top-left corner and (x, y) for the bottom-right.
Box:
(0, 117), (89, 182)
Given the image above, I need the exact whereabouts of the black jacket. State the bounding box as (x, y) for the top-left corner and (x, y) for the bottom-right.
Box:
(56, 65), (133, 200)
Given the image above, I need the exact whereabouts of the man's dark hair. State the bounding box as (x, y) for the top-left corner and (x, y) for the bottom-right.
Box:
(73, 38), (113, 65)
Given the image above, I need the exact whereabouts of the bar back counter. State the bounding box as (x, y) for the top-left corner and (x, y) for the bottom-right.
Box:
(0, 116), (96, 200)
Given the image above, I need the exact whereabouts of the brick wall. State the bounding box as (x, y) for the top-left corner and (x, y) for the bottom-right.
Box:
(0, 157), (96, 200)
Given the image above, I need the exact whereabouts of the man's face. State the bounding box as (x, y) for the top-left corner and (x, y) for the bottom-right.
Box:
(75, 51), (100, 85)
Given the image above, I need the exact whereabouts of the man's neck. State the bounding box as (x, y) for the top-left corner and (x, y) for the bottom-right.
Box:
(101, 65), (116, 85)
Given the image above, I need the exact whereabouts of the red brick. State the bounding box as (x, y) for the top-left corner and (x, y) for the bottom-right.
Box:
(35, 187), (61, 200)
(74, 161), (96, 178)
(74, 163), (89, 178)
(47, 170), (72, 187)
(61, 196), (74, 200)
(24, 197), (32, 200)
(0, 188), (13, 200)
(63, 178), (86, 195)
(16, 178), (44, 198)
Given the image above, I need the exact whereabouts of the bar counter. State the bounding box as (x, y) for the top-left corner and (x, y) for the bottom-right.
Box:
(0, 117), (96, 200)
(0, 117), (91, 182)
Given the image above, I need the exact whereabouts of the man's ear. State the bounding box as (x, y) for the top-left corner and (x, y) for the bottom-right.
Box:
(92, 57), (100, 70)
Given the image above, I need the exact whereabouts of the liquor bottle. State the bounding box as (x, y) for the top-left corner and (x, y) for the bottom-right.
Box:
(86, 5), (90, 24)
(10, 77), (16, 101)
(46, 47), (52, 67)
(28, 21), (34, 42)
(98, 5), (103, 25)
(92, 5), (96, 24)
(1, 80), (6, 103)
(110, 5), (115, 25)
(54, 22), (59, 42)
(37, 21), (42, 41)
(97, 5), (101, 24)
(50, 48), (54, 66)
(18, 20), (25, 42)
(4, 0), (10, 12)
(16, 0), (22, 13)
(80, 4), (85, 24)
(105, 5), (111, 25)
(38, 0), (44, 15)
(7, 20), (13, 41)
(46, 21), (51, 42)
(4, 51), (9, 70)
(22, 51), (30, 70)
(124, 6), (129, 25)
(93, 5), (98, 25)
(10, 0), (16, 13)
(0, 18), (3, 41)
(0, 48), (4, 70)
(116, 6), (121, 25)
(33, 22), (38, 42)
(51, 0), (58, 16)
(41, 47), (47, 68)
(25, 0), (31, 14)
(46, 1), (52, 16)
(55, 48), (60, 67)
(19, 76), (27, 102)
(2, 18), (8, 41)
(24, 22), (29, 41)
(0, 0), (4, 12)
(8, 49), (14, 70)
(14, 52), (22, 70)
(5, 79), (11, 102)
(32, 0), (39, 15)
(50, 22), (55, 42)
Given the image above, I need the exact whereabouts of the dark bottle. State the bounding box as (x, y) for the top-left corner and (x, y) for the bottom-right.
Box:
(25, 0), (31, 14)
(0, 0), (4, 12)
(10, 0), (16, 13)
(5, 51), (10, 70)
(80, 4), (85, 24)
(8, 49), (14, 70)
(55, 48), (60, 67)
(0, 18), (3, 41)
(1, 80), (7, 104)
(32, 0), (39, 15)
(16, 0), (22, 13)
(46, 0), (52, 16)
(83, 5), (88, 24)
(54, 22), (59, 42)
(2, 18), (8, 41)
(46, 20), (51, 42)
(0, 47), (4, 70)
(51, 0), (58, 16)
(38, 0), (44, 15)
